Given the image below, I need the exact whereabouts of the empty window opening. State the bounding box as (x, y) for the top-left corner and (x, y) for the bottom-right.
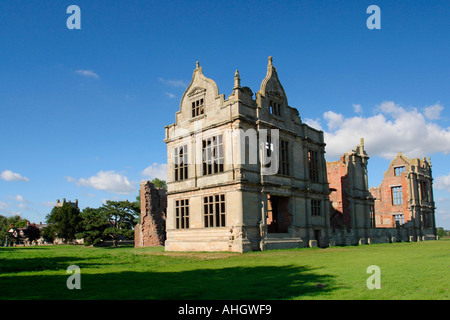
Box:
(175, 199), (189, 229)
(266, 195), (290, 233)
(174, 145), (188, 181)
(202, 135), (224, 175)
(311, 199), (321, 216)
(269, 100), (281, 116)
(204, 194), (226, 228)
(279, 140), (289, 175)
(394, 166), (405, 176)
(308, 150), (319, 183)
(392, 186), (403, 206)
(394, 214), (404, 226)
(192, 98), (204, 118)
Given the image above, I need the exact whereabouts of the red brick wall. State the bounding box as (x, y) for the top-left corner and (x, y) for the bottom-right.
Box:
(370, 156), (411, 228)
(327, 157), (351, 229)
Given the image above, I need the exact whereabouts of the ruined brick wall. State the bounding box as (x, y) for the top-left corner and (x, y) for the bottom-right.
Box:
(370, 154), (411, 228)
(135, 181), (167, 247)
(326, 158), (350, 229)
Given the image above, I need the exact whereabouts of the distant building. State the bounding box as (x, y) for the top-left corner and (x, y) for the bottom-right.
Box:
(56, 198), (78, 208)
(369, 153), (436, 233)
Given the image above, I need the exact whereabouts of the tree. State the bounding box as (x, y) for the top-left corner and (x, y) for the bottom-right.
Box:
(101, 200), (139, 247)
(132, 194), (141, 224)
(44, 203), (82, 243)
(151, 177), (167, 190)
(0, 215), (30, 246)
(436, 227), (449, 237)
(76, 207), (109, 246)
(23, 223), (41, 243)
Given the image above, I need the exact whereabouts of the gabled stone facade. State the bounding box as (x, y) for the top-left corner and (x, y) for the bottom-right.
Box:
(136, 58), (437, 251)
(369, 153), (436, 234)
(164, 57), (331, 252)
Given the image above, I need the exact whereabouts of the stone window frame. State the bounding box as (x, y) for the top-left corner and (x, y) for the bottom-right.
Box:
(394, 166), (405, 176)
(203, 194), (226, 228)
(391, 185), (403, 206)
(188, 88), (207, 120)
(393, 213), (404, 225)
(279, 139), (290, 176)
(269, 99), (282, 117)
(191, 98), (205, 118)
(308, 149), (320, 183)
(202, 134), (224, 176)
(174, 144), (188, 181)
(420, 180), (429, 202)
(311, 199), (321, 216)
(175, 199), (189, 229)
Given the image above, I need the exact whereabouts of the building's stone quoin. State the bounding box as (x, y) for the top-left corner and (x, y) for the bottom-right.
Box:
(137, 58), (437, 251)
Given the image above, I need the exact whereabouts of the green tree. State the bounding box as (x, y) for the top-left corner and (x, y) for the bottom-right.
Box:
(0, 215), (30, 246)
(101, 200), (139, 247)
(132, 194), (141, 224)
(151, 177), (167, 189)
(23, 223), (41, 243)
(0, 215), (8, 246)
(44, 203), (82, 243)
(76, 207), (109, 246)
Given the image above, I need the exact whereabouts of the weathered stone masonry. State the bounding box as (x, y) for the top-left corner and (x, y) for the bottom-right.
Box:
(136, 58), (437, 251)
(134, 181), (167, 247)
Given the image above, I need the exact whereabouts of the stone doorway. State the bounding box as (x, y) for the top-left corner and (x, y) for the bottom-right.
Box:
(267, 195), (290, 233)
(314, 229), (321, 247)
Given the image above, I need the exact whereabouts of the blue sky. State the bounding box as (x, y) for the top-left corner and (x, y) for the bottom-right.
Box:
(1, 0), (449, 228)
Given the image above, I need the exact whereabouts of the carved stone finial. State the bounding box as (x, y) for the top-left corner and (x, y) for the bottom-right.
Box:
(196, 61), (200, 68)
(268, 56), (273, 65)
(234, 69), (241, 89)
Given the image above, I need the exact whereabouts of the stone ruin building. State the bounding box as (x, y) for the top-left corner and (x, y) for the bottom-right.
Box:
(326, 138), (376, 243)
(135, 181), (167, 247)
(369, 153), (436, 234)
(136, 57), (437, 252)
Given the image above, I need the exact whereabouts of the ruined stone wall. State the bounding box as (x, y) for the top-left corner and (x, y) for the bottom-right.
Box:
(326, 158), (350, 229)
(370, 154), (411, 228)
(134, 181), (167, 247)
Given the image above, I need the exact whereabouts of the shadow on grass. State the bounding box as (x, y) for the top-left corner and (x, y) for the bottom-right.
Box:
(0, 256), (101, 274)
(0, 265), (335, 300)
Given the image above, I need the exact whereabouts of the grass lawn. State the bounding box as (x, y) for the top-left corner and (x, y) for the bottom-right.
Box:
(0, 239), (448, 300)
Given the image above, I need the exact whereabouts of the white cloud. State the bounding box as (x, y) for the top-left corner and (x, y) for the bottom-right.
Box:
(142, 163), (168, 180)
(304, 118), (323, 131)
(0, 200), (21, 216)
(322, 101), (450, 160)
(76, 69), (99, 79)
(66, 170), (136, 195)
(435, 173), (450, 193)
(323, 111), (344, 131)
(165, 92), (176, 99)
(42, 201), (56, 207)
(1, 170), (29, 182)
(0, 200), (9, 211)
(10, 194), (24, 202)
(352, 104), (363, 114)
(158, 78), (187, 88)
(423, 103), (444, 120)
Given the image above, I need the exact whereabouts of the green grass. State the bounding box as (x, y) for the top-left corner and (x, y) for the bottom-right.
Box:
(0, 239), (449, 300)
